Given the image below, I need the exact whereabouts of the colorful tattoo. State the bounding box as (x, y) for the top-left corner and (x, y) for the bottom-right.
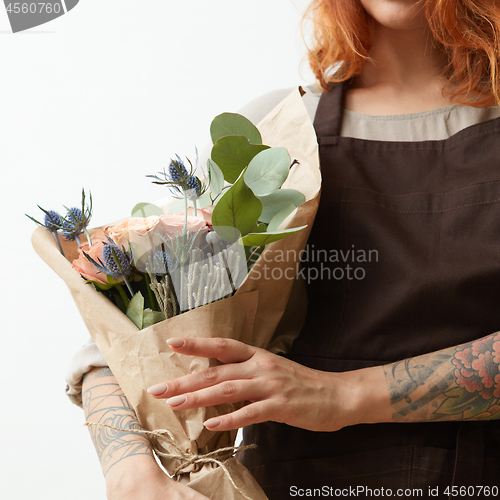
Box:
(383, 332), (500, 422)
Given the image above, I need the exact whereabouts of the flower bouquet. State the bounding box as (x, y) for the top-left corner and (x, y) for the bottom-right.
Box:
(31, 87), (321, 499)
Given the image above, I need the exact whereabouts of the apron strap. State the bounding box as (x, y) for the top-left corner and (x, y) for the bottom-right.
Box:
(313, 80), (345, 138)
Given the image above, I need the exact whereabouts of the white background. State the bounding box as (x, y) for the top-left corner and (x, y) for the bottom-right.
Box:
(0, 1), (313, 498)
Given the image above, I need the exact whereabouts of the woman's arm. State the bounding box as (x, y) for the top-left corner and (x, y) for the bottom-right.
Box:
(83, 367), (209, 500)
(146, 332), (500, 433)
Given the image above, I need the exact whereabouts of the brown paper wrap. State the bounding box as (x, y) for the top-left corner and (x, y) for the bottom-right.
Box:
(32, 87), (321, 499)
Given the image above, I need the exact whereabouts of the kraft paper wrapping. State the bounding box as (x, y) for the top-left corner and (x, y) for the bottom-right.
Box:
(32, 87), (321, 500)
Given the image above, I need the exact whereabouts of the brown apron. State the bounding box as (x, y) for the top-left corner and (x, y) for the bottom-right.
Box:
(240, 81), (500, 499)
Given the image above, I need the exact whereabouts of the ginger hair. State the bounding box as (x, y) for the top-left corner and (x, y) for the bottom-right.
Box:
(303, 0), (500, 106)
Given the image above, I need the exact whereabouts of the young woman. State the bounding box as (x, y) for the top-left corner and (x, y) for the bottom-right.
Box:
(78, 0), (500, 498)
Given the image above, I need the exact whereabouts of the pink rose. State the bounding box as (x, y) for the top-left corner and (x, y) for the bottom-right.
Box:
(105, 216), (161, 250)
(72, 231), (115, 285)
(158, 212), (209, 239)
(186, 205), (214, 226)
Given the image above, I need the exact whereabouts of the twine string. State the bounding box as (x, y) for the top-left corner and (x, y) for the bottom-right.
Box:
(84, 422), (256, 500)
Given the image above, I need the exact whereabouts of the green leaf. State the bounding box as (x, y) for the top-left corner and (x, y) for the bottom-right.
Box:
(143, 309), (166, 329)
(268, 203), (297, 232)
(244, 147), (291, 197)
(131, 203), (164, 218)
(249, 222), (267, 234)
(258, 189), (306, 223)
(212, 170), (263, 243)
(240, 225), (307, 247)
(126, 292), (145, 329)
(207, 158), (224, 198)
(210, 112), (262, 145)
(87, 280), (114, 291)
(211, 136), (269, 184)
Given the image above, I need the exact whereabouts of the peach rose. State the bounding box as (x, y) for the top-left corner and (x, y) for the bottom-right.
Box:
(158, 212), (209, 239)
(104, 216), (161, 250)
(186, 205), (214, 226)
(72, 231), (115, 285)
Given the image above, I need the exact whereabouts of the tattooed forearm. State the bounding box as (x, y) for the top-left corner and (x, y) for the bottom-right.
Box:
(82, 367), (155, 477)
(383, 331), (500, 422)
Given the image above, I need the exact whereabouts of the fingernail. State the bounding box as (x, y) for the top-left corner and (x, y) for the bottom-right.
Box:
(167, 338), (185, 348)
(147, 383), (168, 395)
(204, 418), (221, 429)
(166, 395), (187, 407)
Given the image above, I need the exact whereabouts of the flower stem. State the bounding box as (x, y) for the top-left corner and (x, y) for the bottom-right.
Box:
(83, 226), (93, 247)
(53, 232), (65, 257)
(193, 199), (198, 217)
(123, 276), (135, 298)
(75, 235), (81, 246)
(116, 283), (130, 307)
(144, 273), (158, 311)
(180, 191), (189, 312)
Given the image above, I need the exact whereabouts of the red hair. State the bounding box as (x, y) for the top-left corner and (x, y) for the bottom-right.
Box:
(303, 0), (500, 107)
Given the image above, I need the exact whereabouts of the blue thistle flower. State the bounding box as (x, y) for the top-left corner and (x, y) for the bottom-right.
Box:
(26, 206), (65, 256)
(101, 242), (133, 279)
(146, 153), (207, 200)
(43, 210), (62, 231)
(61, 208), (85, 241)
(149, 250), (178, 275)
(82, 236), (134, 297)
(59, 189), (93, 246)
(186, 175), (201, 200)
(168, 159), (189, 183)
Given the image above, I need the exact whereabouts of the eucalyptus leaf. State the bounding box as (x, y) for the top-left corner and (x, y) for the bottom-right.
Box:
(249, 222), (267, 234)
(244, 147), (291, 197)
(211, 136), (269, 184)
(212, 170), (263, 243)
(143, 309), (166, 329)
(126, 292), (145, 329)
(258, 189), (306, 223)
(207, 158), (224, 198)
(210, 112), (262, 145)
(268, 203), (297, 232)
(240, 225), (308, 247)
(131, 203), (164, 218)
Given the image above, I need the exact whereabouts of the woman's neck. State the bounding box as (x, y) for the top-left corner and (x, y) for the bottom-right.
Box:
(345, 21), (454, 115)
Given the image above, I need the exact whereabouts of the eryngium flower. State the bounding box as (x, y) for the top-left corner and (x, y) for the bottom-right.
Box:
(44, 210), (62, 231)
(102, 242), (133, 279)
(147, 154), (206, 200)
(61, 207), (85, 241)
(25, 207), (65, 255)
(26, 207), (62, 231)
(59, 189), (93, 243)
(83, 237), (135, 297)
(148, 250), (178, 276)
(84, 237), (132, 280)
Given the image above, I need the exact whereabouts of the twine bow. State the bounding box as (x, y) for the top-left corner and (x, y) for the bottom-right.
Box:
(84, 422), (256, 500)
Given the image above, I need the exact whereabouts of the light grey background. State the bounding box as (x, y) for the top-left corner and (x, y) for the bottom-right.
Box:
(0, 1), (313, 498)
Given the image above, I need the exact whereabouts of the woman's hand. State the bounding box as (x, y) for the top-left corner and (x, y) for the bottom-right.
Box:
(106, 457), (210, 500)
(147, 337), (371, 432)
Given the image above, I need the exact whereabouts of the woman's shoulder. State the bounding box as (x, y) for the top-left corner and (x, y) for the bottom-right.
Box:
(237, 84), (323, 125)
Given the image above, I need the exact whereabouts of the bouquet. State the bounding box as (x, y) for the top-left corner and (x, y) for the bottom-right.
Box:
(31, 87), (321, 500)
